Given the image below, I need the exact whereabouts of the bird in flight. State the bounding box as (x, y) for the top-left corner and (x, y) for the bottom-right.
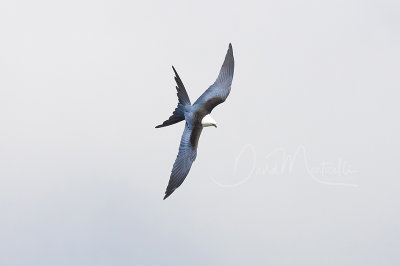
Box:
(156, 43), (235, 200)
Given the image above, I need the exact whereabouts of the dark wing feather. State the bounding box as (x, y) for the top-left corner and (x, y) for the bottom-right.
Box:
(194, 43), (234, 112)
(164, 124), (203, 199)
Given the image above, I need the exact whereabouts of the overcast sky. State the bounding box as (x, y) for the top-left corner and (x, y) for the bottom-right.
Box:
(1, 0), (399, 265)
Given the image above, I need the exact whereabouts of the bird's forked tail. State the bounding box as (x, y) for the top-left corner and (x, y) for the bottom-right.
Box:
(155, 66), (191, 128)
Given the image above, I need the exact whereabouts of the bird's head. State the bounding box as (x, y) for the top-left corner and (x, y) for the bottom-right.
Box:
(201, 114), (217, 128)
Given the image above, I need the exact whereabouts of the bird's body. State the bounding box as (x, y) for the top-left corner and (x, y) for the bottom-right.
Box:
(156, 44), (235, 199)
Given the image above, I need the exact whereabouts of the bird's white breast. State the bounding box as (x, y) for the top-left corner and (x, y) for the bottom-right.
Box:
(201, 114), (217, 127)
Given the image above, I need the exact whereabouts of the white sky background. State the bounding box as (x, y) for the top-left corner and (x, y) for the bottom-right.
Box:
(0, 0), (399, 265)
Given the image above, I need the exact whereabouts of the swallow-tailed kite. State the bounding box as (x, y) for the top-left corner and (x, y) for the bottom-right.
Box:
(156, 43), (234, 200)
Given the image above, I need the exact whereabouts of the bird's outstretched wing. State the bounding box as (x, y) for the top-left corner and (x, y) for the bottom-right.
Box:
(164, 123), (203, 199)
(193, 43), (234, 113)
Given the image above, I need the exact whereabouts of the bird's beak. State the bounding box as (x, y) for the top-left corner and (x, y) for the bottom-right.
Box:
(213, 124), (217, 128)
